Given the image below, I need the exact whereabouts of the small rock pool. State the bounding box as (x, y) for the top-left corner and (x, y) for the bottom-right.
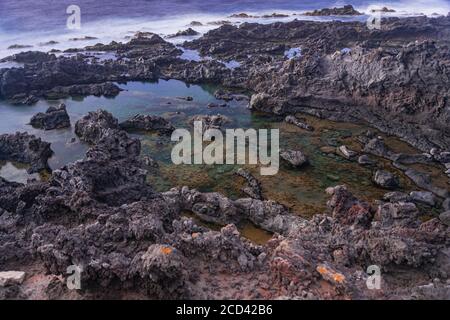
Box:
(0, 79), (448, 217)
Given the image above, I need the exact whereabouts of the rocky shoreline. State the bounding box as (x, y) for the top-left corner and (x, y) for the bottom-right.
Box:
(0, 11), (449, 299)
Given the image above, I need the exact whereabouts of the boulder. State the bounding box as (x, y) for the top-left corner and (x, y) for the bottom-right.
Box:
(358, 155), (376, 165)
(409, 191), (437, 207)
(285, 115), (314, 131)
(373, 170), (400, 189)
(167, 28), (199, 38)
(383, 191), (411, 203)
(280, 150), (308, 168)
(443, 198), (450, 211)
(189, 114), (230, 132)
(119, 114), (174, 135)
(0, 132), (53, 173)
(74, 110), (119, 144)
(235, 168), (263, 200)
(304, 5), (362, 16)
(439, 211), (450, 226)
(338, 145), (358, 159)
(29, 103), (71, 130)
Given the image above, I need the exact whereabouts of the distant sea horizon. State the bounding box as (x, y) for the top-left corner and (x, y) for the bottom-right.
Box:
(0, 0), (449, 59)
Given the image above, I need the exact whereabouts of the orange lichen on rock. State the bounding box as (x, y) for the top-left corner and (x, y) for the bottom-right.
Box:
(333, 273), (346, 283)
(316, 264), (346, 285)
(160, 246), (173, 255)
(192, 232), (200, 239)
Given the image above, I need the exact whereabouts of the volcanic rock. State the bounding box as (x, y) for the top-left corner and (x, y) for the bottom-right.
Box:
(409, 191), (437, 207)
(0, 132), (53, 173)
(120, 114), (175, 135)
(29, 104), (71, 130)
(75, 109), (119, 144)
(280, 150), (308, 168)
(304, 5), (362, 16)
(373, 170), (400, 189)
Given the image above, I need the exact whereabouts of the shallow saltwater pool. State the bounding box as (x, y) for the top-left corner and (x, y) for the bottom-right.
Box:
(0, 79), (447, 217)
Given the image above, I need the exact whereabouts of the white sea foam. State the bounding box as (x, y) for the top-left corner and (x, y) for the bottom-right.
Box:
(1, 2), (448, 60)
(357, 0), (450, 16)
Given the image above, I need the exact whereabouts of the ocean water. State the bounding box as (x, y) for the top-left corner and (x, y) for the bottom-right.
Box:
(0, 0), (449, 59)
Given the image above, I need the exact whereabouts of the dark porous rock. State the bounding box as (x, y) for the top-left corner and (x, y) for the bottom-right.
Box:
(189, 114), (230, 131)
(177, 96), (193, 101)
(119, 114), (175, 135)
(141, 155), (159, 169)
(373, 170), (400, 189)
(39, 41), (59, 46)
(383, 191), (411, 203)
(9, 94), (39, 106)
(189, 21), (203, 27)
(304, 5), (363, 16)
(207, 102), (228, 108)
(285, 115), (314, 131)
(138, 244), (191, 298)
(2, 51), (56, 64)
(280, 150), (308, 168)
(74, 109), (119, 144)
(409, 191), (437, 207)
(392, 153), (433, 165)
(411, 281), (450, 300)
(0, 132), (53, 173)
(326, 185), (372, 227)
(214, 89), (249, 102)
(235, 168), (263, 200)
(43, 82), (122, 99)
(377, 202), (419, 228)
(262, 13), (289, 18)
(7, 44), (33, 50)
(363, 137), (396, 160)
(167, 28), (199, 38)
(206, 20), (232, 26)
(434, 151), (450, 164)
(371, 7), (396, 13)
(228, 13), (257, 19)
(358, 155), (376, 165)
(69, 36), (98, 41)
(248, 93), (274, 113)
(338, 145), (358, 159)
(443, 198), (450, 211)
(29, 104), (71, 130)
(404, 168), (450, 198)
(439, 211), (450, 226)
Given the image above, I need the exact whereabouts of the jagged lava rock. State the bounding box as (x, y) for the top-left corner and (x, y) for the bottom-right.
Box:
(29, 103), (71, 130)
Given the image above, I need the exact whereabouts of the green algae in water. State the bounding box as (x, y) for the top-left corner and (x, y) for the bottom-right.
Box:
(181, 211), (273, 245)
(1, 78), (448, 217)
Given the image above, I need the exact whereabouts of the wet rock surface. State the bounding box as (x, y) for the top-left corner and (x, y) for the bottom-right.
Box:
(280, 150), (308, 168)
(189, 114), (230, 131)
(303, 5), (363, 16)
(119, 114), (175, 135)
(0, 132), (53, 173)
(29, 103), (71, 130)
(235, 168), (263, 200)
(373, 170), (400, 189)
